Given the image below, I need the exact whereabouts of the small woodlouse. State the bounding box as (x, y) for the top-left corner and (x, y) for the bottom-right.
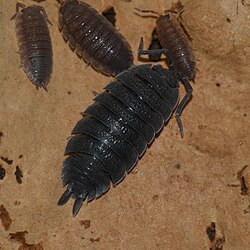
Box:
(58, 41), (193, 216)
(135, 7), (196, 81)
(11, 3), (53, 90)
(58, 0), (134, 76)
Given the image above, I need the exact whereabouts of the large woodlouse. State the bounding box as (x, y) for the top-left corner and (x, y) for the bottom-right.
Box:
(58, 0), (134, 76)
(11, 3), (53, 90)
(58, 41), (193, 216)
(135, 7), (196, 81)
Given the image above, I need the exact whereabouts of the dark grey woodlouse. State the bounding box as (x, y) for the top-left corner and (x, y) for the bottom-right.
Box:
(11, 3), (53, 90)
(135, 8), (196, 81)
(58, 42), (193, 216)
(58, 0), (134, 76)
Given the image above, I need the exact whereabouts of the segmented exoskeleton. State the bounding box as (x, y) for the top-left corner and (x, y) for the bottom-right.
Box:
(58, 40), (193, 216)
(12, 2), (53, 90)
(135, 6), (196, 81)
(58, 0), (134, 76)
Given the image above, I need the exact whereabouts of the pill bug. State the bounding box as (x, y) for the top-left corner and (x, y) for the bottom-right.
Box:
(58, 41), (193, 216)
(11, 3), (53, 90)
(135, 6), (196, 81)
(58, 0), (134, 76)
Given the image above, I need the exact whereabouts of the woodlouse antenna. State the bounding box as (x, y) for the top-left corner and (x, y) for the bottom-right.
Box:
(164, 9), (178, 15)
(11, 2), (26, 20)
(134, 8), (159, 18)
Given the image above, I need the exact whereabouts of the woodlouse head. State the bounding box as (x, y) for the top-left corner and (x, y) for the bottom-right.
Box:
(20, 5), (41, 16)
(59, 0), (79, 14)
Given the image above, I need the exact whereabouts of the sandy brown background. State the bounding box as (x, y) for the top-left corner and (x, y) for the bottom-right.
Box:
(0, 0), (250, 249)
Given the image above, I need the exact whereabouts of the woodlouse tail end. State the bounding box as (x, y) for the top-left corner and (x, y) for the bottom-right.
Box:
(42, 85), (48, 92)
(58, 189), (73, 206)
(35, 84), (48, 92)
(72, 197), (84, 217)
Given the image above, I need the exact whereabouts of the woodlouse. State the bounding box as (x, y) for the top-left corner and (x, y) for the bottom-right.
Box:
(58, 41), (193, 216)
(58, 0), (134, 76)
(11, 3), (53, 90)
(135, 7), (196, 81)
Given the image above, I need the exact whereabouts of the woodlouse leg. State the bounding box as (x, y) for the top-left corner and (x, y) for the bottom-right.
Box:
(36, 6), (53, 25)
(175, 74), (193, 138)
(11, 2), (26, 20)
(137, 37), (174, 67)
(164, 9), (178, 15)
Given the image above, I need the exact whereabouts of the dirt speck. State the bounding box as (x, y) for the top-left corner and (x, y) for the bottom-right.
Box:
(152, 194), (159, 201)
(240, 176), (248, 196)
(14, 201), (21, 206)
(80, 220), (91, 229)
(15, 165), (23, 184)
(206, 222), (216, 242)
(174, 163), (181, 169)
(19, 155), (23, 159)
(243, 205), (250, 214)
(0, 165), (6, 180)
(90, 237), (101, 243)
(211, 236), (225, 250)
(237, 165), (248, 196)
(198, 124), (208, 129)
(9, 231), (43, 250)
(0, 205), (12, 230)
(0, 156), (13, 165)
(206, 222), (225, 250)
